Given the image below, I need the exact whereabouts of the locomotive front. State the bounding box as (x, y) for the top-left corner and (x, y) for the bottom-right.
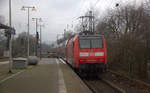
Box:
(73, 35), (107, 75)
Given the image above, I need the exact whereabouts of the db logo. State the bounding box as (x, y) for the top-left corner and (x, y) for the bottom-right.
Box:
(89, 53), (94, 56)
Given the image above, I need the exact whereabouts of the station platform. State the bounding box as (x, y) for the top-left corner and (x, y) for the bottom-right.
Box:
(0, 58), (92, 93)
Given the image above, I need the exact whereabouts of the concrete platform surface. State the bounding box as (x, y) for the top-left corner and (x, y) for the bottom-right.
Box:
(0, 58), (92, 93)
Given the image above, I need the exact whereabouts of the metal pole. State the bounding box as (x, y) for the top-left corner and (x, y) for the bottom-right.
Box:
(8, 0), (12, 73)
(27, 8), (30, 59)
(81, 17), (84, 32)
(9, 0), (11, 27)
(40, 25), (42, 59)
(35, 18), (38, 56)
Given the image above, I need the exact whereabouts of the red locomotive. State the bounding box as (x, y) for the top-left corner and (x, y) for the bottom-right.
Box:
(58, 32), (107, 76)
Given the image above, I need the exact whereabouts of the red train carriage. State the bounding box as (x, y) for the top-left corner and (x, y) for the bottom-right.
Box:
(65, 34), (107, 75)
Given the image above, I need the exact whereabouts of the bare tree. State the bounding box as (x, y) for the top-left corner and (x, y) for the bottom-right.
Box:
(96, 4), (150, 79)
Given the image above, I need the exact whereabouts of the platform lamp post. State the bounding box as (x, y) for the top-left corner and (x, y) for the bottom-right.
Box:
(32, 18), (42, 57)
(39, 23), (44, 59)
(8, 0), (12, 73)
(21, 6), (36, 59)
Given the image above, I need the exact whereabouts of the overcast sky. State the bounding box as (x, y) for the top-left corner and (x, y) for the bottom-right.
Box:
(0, 0), (143, 44)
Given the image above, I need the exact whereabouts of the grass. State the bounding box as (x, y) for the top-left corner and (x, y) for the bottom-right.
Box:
(0, 65), (36, 81)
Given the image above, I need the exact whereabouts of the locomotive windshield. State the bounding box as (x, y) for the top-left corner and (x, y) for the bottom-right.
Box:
(79, 36), (103, 48)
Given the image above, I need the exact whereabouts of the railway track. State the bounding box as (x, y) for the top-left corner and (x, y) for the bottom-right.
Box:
(105, 70), (150, 93)
(83, 78), (126, 93)
(108, 70), (150, 88)
(59, 58), (126, 93)
(59, 58), (150, 93)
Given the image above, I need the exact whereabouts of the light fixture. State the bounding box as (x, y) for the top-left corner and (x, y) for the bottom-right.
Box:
(32, 18), (35, 21)
(32, 6), (36, 11)
(21, 6), (25, 11)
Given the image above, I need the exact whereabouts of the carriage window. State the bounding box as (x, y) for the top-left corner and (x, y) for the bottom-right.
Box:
(79, 37), (103, 48)
(91, 38), (103, 48)
(79, 39), (90, 48)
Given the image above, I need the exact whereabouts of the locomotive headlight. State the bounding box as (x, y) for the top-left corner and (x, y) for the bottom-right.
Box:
(95, 52), (104, 56)
(80, 52), (89, 57)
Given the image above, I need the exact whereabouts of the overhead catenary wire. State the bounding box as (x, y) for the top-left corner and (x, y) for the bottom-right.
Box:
(65, 0), (87, 32)
(67, 0), (123, 33)
(94, 0), (101, 7)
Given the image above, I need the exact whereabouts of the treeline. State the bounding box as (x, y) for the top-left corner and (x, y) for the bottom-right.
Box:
(0, 31), (6, 56)
(57, 31), (74, 44)
(96, 2), (150, 79)
(12, 32), (51, 57)
(12, 32), (35, 57)
(0, 16), (6, 56)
